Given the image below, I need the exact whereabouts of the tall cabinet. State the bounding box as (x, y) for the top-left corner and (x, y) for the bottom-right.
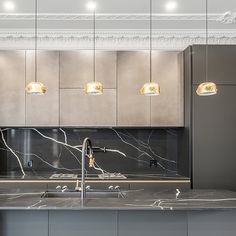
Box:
(184, 45), (236, 190)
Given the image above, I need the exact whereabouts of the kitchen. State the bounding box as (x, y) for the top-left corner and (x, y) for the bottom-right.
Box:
(0, 0), (236, 235)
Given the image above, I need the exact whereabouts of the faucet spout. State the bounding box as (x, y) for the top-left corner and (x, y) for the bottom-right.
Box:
(81, 137), (93, 201)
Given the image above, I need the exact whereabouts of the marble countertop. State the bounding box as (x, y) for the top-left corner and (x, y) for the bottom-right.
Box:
(0, 189), (236, 210)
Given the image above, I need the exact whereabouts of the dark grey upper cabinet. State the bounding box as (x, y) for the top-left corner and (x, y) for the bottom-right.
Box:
(192, 45), (236, 85)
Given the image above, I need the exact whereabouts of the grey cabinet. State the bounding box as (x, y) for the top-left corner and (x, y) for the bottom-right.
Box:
(118, 211), (187, 236)
(59, 51), (117, 126)
(193, 86), (236, 189)
(60, 51), (116, 89)
(0, 50), (60, 127)
(188, 210), (236, 236)
(1, 209), (236, 236)
(117, 51), (150, 126)
(0, 210), (48, 236)
(0, 51), (25, 126)
(0, 50), (183, 127)
(184, 45), (236, 190)
(192, 45), (236, 85)
(26, 51), (59, 126)
(49, 211), (117, 236)
(60, 89), (116, 126)
(151, 51), (184, 126)
(117, 51), (184, 127)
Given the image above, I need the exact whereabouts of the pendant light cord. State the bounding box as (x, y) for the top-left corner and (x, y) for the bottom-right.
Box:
(149, 0), (152, 83)
(205, 0), (208, 82)
(35, 0), (38, 82)
(93, 5), (96, 82)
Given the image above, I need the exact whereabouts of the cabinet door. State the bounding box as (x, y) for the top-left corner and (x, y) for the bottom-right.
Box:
(192, 45), (236, 85)
(117, 51), (150, 126)
(151, 51), (184, 126)
(193, 86), (236, 189)
(60, 51), (117, 126)
(188, 210), (236, 236)
(49, 211), (117, 236)
(26, 51), (59, 126)
(0, 210), (48, 236)
(0, 51), (25, 126)
(118, 211), (187, 236)
(60, 51), (116, 89)
(60, 89), (116, 126)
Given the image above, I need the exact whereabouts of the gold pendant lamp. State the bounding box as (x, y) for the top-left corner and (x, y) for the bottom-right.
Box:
(140, 0), (160, 96)
(84, 1), (103, 95)
(25, 0), (47, 95)
(196, 0), (217, 96)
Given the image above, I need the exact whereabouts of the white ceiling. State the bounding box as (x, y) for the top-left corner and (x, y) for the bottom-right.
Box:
(0, 0), (235, 14)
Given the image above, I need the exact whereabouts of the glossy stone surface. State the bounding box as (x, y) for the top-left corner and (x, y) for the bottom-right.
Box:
(0, 128), (186, 179)
(0, 189), (236, 210)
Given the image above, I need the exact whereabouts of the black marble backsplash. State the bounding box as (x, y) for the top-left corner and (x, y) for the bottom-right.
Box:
(0, 128), (186, 179)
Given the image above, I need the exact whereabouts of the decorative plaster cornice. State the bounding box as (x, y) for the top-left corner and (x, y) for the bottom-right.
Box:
(0, 29), (235, 50)
(216, 11), (236, 24)
(0, 13), (223, 21)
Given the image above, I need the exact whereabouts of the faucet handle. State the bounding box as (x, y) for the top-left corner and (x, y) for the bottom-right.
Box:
(56, 185), (62, 192)
(62, 185), (69, 192)
(86, 185), (91, 190)
(114, 185), (120, 190)
(108, 185), (114, 190)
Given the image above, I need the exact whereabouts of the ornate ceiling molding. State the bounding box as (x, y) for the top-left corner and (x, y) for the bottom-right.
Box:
(216, 11), (236, 24)
(0, 29), (235, 50)
(0, 13), (223, 21)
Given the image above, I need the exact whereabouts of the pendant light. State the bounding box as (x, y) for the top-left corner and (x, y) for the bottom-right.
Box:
(84, 1), (103, 95)
(196, 0), (217, 96)
(140, 0), (160, 96)
(25, 0), (47, 95)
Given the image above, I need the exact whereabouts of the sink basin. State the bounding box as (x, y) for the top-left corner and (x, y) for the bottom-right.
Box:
(41, 190), (126, 199)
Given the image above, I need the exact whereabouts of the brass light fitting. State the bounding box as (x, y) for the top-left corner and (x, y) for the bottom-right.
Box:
(84, 81), (103, 95)
(25, 0), (47, 95)
(140, 0), (160, 96)
(140, 82), (160, 96)
(196, 82), (217, 96)
(196, 0), (217, 97)
(25, 81), (47, 95)
(85, 1), (103, 96)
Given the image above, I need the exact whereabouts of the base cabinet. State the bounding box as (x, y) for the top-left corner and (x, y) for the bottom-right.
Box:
(188, 210), (236, 236)
(0, 210), (236, 236)
(49, 211), (117, 236)
(0, 211), (48, 236)
(118, 211), (187, 236)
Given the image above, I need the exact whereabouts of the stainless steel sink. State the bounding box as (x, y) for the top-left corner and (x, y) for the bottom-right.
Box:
(41, 190), (126, 199)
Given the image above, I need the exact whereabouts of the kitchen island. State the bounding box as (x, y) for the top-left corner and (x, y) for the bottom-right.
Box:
(0, 189), (236, 236)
